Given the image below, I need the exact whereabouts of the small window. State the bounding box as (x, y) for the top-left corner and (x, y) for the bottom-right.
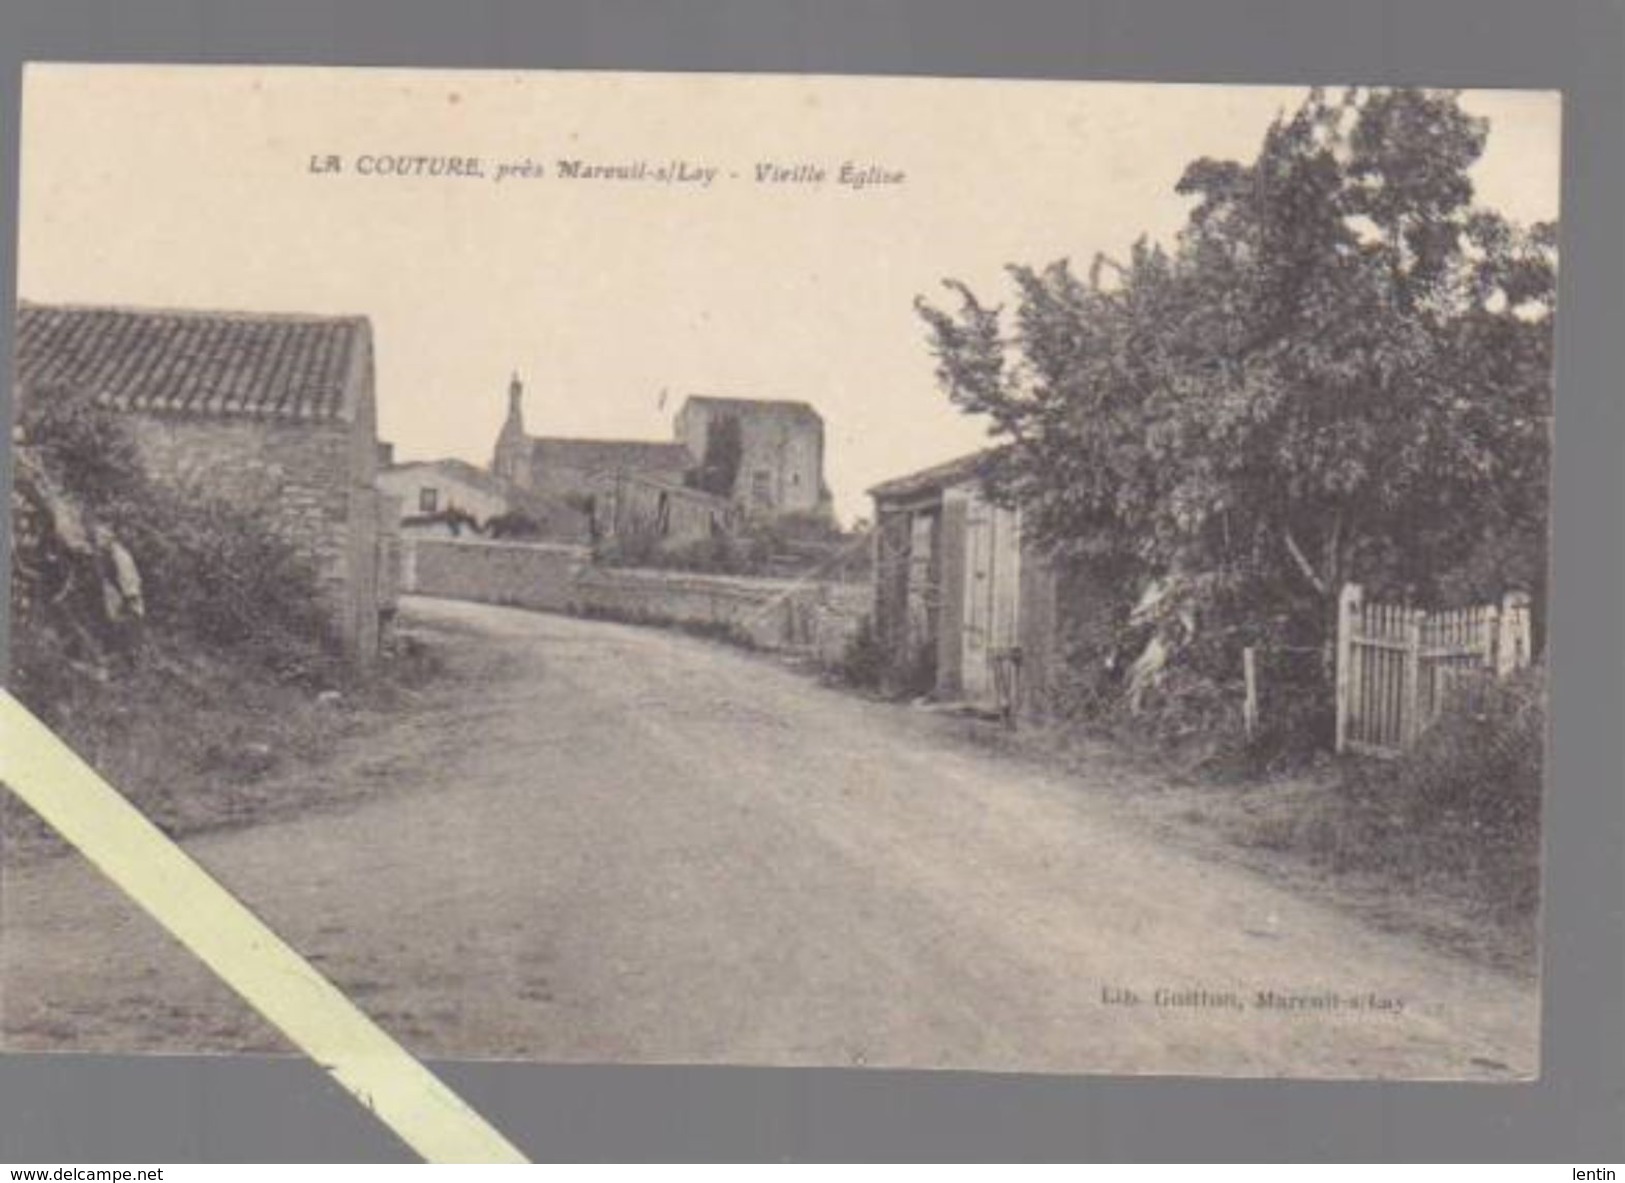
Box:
(751, 470), (773, 507)
(419, 487), (439, 513)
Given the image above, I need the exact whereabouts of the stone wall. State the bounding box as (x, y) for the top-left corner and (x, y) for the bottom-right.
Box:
(343, 334), (382, 662)
(402, 537), (587, 612)
(398, 536), (864, 656)
(376, 492), (403, 619)
(589, 471), (736, 543)
(125, 413), (379, 659)
(808, 581), (871, 667)
(570, 566), (851, 652)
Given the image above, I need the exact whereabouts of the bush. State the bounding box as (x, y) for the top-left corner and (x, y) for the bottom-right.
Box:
(1336, 665), (1546, 920)
(132, 489), (341, 681)
(874, 629), (936, 701)
(12, 386), (343, 691)
(592, 512), (864, 581)
(1380, 667), (1544, 853)
(15, 383), (147, 515)
(836, 614), (885, 688)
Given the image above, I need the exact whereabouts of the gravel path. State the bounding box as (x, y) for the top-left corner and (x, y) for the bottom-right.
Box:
(2, 596), (1538, 1078)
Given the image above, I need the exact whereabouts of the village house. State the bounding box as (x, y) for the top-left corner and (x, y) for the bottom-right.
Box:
(376, 457), (592, 542)
(380, 457), (512, 527)
(13, 301), (392, 663)
(868, 450), (1113, 719)
(673, 395), (830, 517)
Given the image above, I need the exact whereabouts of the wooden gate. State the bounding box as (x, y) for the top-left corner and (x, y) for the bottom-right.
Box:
(1335, 583), (1532, 756)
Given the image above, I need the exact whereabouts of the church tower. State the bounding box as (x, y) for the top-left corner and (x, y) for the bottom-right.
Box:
(492, 371), (533, 488)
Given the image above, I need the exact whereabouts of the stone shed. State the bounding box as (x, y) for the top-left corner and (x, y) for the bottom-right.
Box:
(13, 301), (390, 663)
(869, 449), (1113, 719)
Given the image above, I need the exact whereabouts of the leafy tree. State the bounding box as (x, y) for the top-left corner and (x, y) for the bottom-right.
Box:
(916, 87), (1555, 719)
(690, 414), (744, 498)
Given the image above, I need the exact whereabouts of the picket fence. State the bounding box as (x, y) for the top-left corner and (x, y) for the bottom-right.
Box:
(1335, 583), (1533, 757)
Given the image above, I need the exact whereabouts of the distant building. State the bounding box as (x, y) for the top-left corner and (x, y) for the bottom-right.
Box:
(491, 376), (832, 524)
(586, 469), (739, 543)
(492, 373), (692, 502)
(377, 457), (593, 542)
(673, 395), (829, 517)
(14, 301), (391, 663)
(381, 458), (513, 526)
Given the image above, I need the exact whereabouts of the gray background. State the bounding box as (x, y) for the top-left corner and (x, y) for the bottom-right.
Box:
(0, 0), (1620, 1163)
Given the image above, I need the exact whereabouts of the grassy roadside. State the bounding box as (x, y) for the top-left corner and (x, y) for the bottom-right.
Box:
(832, 676), (1544, 979)
(2, 625), (455, 862)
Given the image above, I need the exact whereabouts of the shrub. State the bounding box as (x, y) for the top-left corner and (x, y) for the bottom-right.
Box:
(132, 489), (340, 681)
(1384, 668), (1544, 853)
(592, 512), (864, 581)
(485, 510), (542, 539)
(1337, 665), (1546, 919)
(15, 384), (147, 515)
(836, 614), (885, 689)
(876, 629), (937, 700)
(12, 385), (342, 690)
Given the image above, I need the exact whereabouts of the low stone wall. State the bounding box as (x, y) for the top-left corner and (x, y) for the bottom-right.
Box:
(401, 536), (587, 612)
(399, 537), (868, 657)
(569, 567), (828, 650)
(807, 581), (871, 667)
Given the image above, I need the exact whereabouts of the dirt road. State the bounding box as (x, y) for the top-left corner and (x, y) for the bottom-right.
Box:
(2, 597), (1538, 1078)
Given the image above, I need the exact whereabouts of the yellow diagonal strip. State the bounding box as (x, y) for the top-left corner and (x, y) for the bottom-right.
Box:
(0, 690), (529, 1164)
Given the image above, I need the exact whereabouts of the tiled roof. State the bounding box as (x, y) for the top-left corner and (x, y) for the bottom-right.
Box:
(585, 466), (734, 508)
(384, 457), (511, 498)
(14, 302), (370, 423)
(382, 456), (588, 529)
(868, 448), (1002, 501)
(531, 438), (694, 477)
(678, 395), (821, 422)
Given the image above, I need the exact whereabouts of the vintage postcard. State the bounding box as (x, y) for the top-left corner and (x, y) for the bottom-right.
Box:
(3, 65), (1558, 1079)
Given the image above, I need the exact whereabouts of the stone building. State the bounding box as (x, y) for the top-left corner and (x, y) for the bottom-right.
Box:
(673, 395), (829, 517)
(377, 457), (593, 542)
(868, 449), (1112, 719)
(380, 458), (514, 525)
(492, 373), (692, 501)
(13, 301), (390, 663)
(586, 469), (739, 543)
(492, 376), (831, 522)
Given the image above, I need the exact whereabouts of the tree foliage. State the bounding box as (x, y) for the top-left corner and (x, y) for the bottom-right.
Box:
(690, 413), (745, 498)
(916, 88), (1555, 713)
(11, 386), (339, 699)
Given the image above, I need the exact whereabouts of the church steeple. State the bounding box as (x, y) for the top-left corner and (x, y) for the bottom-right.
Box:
(506, 371), (524, 428)
(493, 369), (532, 487)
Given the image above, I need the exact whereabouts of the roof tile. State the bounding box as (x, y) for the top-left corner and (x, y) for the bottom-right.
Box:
(531, 438), (694, 476)
(13, 303), (369, 423)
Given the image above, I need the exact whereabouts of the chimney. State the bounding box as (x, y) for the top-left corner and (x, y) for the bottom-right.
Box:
(376, 440), (395, 467)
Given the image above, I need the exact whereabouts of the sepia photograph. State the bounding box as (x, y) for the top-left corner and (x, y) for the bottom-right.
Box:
(3, 64), (1559, 1081)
